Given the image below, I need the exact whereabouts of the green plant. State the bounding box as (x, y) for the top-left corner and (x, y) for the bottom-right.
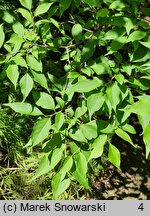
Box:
(0, 0), (150, 198)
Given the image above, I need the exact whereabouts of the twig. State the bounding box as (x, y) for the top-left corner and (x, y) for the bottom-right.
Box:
(6, 167), (24, 170)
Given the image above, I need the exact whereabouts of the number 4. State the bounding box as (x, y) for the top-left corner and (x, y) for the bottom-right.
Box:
(138, 203), (144, 211)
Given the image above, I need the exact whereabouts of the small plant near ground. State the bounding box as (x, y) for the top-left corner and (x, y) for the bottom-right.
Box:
(0, 0), (150, 198)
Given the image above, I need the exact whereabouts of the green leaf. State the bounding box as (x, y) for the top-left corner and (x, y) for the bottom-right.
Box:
(49, 147), (64, 171)
(75, 105), (87, 119)
(110, 37), (127, 52)
(31, 117), (51, 146)
(140, 41), (150, 49)
(81, 39), (96, 62)
(31, 70), (48, 90)
(71, 78), (102, 93)
(0, 24), (5, 48)
(59, 0), (72, 17)
(20, 73), (33, 101)
(56, 97), (65, 109)
(4, 102), (43, 116)
(59, 156), (73, 177)
(115, 128), (134, 146)
(33, 92), (55, 110)
(34, 3), (53, 17)
(19, 0), (32, 10)
(32, 146), (64, 180)
(114, 74), (125, 85)
(1, 11), (14, 23)
(91, 63), (109, 75)
(54, 112), (65, 131)
(6, 64), (19, 89)
(84, 0), (101, 7)
(17, 8), (33, 23)
(143, 123), (150, 159)
(80, 120), (97, 140)
(138, 115), (150, 133)
(69, 128), (87, 143)
(4, 102), (32, 114)
(89, 135), (107, 160)
(52, 156), (73, 198)
(48, 74), (66, 91)
(31, 154), (51, 180)
(12, 22), (24, 37)
(31, 107), (44, 116)
(128, 30), (146, 42)
(106, 82), (120, 111)
(96, 9), (109, 18)
(110, 16), (125, 26)
(108, 143), (121, 169)
(12, 54), (27, 68)
(104, 29), (120, 40)
(52, 174), (70, 199)
(27, 55), (42, 72)
(124, 99), (150, 116)
(109, 0), (128, 11)
(97, 120), (113, 134)
(87, 92), (105, 119)
(71, 23), (82, 43)
(43, 133), (62, 153)
(73, 152), (90, 190)
(123, 17), (135, 35)
(122, 124), (136, 134)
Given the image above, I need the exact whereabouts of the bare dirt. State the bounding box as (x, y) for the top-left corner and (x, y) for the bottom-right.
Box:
(91, 137), (150, 200)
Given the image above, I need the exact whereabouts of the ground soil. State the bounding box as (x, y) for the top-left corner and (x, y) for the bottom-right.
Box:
(91, 137), (150, 200)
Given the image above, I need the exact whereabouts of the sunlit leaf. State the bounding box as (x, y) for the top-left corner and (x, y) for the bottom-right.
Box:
(89, 135), (107, 160)
(0, 24), (5, 48)
(27, 55), (42, 72)
(19, 0), (32, 10)
(75, 105), (87, 119)
(34, 3), (53, 17)
(54, 112), (65, 131)
(71, 78), (102, 93)
(71, 23), (82, 43)
(122, 124), (136, 134)
(108, 143), (121, 169)
(17, 8), (33, 23)
(20, 73), (33, 101)
(69, 128), (87, 143)
(52, 174), (70, 198)
(143, 123), (150, 159)
(80, 120), (97, 140)
(73, 152), (90, 190)
(12, 22), (24, 37)
(31, 70), (48, 90)
(96, 8), (109, 17)
(12, 54), (27, 68)
(128, 30), (146, 42)
(31, 117), (51, 146)
(87, 92), (105, 119)
(33, 92), (55, 110)
(4, 102), (32, 114)
(123, 99), (150, 116)
(106, 82), (121, 111)
(6, 64), (19, 89)
(31, 154), (51, 180)
(115, 128), (134, 146)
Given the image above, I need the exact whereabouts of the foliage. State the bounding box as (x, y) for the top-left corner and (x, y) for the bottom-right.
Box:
(0, 0), (150, 198)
